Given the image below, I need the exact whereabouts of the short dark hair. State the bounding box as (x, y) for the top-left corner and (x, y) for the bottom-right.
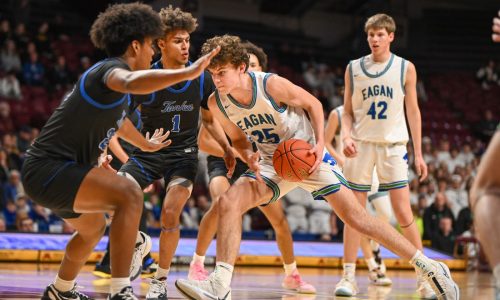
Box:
(201, 35), (249, 71)
(90, 2), (165, 57)
(159, 5), (198, 35)
(241, 41), (268, 72)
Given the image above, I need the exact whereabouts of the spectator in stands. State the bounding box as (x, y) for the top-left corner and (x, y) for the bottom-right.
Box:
(49, 55), (73, 90)
(445, 174), (468, 218)
(459, 143), (475, 165)
(15, 194), (30, 215)
(284, 189), (310, 233)
(309, 199), (333, 241)
(430, 216), (456, 254)
(455, 206), (473, 236)
(22, 41), (37, 62)
(422, 136), (433, 164)
(12, 23), (30, 51)
(0, 39), (22, 73)
(437, 140), (451, 164)
(476, 60), (498, 90)
(35, 21), (51, 57)
(3, 170), (24, 204)
(16, 211), (34, 232)
(0, 70), (21, 100)
(16, 125), (32, 154)
(2, 133), (21, 170)
(423, 192), (454, 240)
(30, 202), (52, 232)
(475, 109), (498, 143)
(181, 197), (200, 230)
(0, 148), (10, 185)
(416, 78), (428, 102)
(12, 0), (31, 26)
(22, 51), (45, 86)
(3, 200), (16, 229)
(0, 20), (11, 47)
(445, 148), (464, 173)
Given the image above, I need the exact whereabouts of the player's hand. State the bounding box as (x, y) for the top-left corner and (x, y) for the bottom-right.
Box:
(223, 148), (237, 178)
(414, 155), (428, 182)
(308, 141), (324, 174)
(100, 155), (117, 173)
(343, 137), (357, 158)
(247, 151), (263, 183)
(143, 128), (171, 152)
(188, 46), (221, 80)
(493, 11), (500, 42)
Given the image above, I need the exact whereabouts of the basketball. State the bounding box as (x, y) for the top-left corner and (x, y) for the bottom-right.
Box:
(272, 139), (316, 182)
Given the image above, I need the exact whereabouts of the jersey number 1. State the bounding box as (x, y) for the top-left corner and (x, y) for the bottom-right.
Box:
(367, 101), (387, 119)
(172, 114), (180, 132)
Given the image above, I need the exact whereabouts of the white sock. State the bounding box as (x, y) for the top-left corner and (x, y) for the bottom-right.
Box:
(53, 275), (75, 292)
(366, 257), (378, 271)
(343, 263), (356, 280)
(494, 264), (500, 288)
(283, 261), (297, 276)
(110, 277), (130, 295)
(193, 253), (205, 265)
(410, 250), (432, 274)
(215, 261), (234, 288)
(155, 267), (169, 280)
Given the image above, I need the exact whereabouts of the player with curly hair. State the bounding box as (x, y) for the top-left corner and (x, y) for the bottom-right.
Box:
(21, 3), (218, 299)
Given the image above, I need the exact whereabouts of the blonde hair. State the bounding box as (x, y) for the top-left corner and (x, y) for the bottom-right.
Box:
(364, 13), (396, 34)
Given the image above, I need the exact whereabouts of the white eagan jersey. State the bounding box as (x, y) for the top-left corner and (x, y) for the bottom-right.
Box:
(349, 53), (409, 144)
(215, 71), (315, 160)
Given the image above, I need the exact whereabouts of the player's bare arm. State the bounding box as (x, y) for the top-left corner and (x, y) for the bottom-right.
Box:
(200, 104), (236, 175)
(105, 47), (220, 94)
(108, 135), (129, 164)
(404, 61), (428, 181)
(341, 64), (357, 158)
(265, 75), (324, 173)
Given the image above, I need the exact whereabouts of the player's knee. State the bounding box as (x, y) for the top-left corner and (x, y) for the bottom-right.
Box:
(79, 215), (107, 241)
(218, 194), (239, 215)
(161, 207), (180, 228)
(114, 182), (143, 213)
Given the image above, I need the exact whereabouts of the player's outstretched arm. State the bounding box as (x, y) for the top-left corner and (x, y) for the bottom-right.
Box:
(404, 61), (428, 181)
(108, 135), (129, 164)
(265, 75), (324, 174)
(116, 118), (171, 152)
(106, 46), (220, 95)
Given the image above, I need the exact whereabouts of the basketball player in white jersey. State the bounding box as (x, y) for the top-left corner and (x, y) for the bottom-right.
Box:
(174, 34), (458, 300)
(188, 41), (316, 294)
(470, 13), (500, 300)
(325, 105), (393, 287)
(336, 14), (433, 298)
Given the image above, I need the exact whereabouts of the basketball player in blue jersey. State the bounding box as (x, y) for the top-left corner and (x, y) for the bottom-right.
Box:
(20, 3), (219, 300)
(175, 34), (458, 300)
(93, 105), (158, 279)
(115, 7), (231, 300)
(336, 14), (433, 298)
(325, 105), (393, 287)
(189, 41), (316, 294)
(470, 13), (500, 300)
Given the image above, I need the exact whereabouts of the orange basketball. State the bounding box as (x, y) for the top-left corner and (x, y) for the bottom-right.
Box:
(272, 139), (316, 182)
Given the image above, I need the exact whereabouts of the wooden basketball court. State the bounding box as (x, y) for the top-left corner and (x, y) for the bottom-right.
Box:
(0, 262), (494, 299)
